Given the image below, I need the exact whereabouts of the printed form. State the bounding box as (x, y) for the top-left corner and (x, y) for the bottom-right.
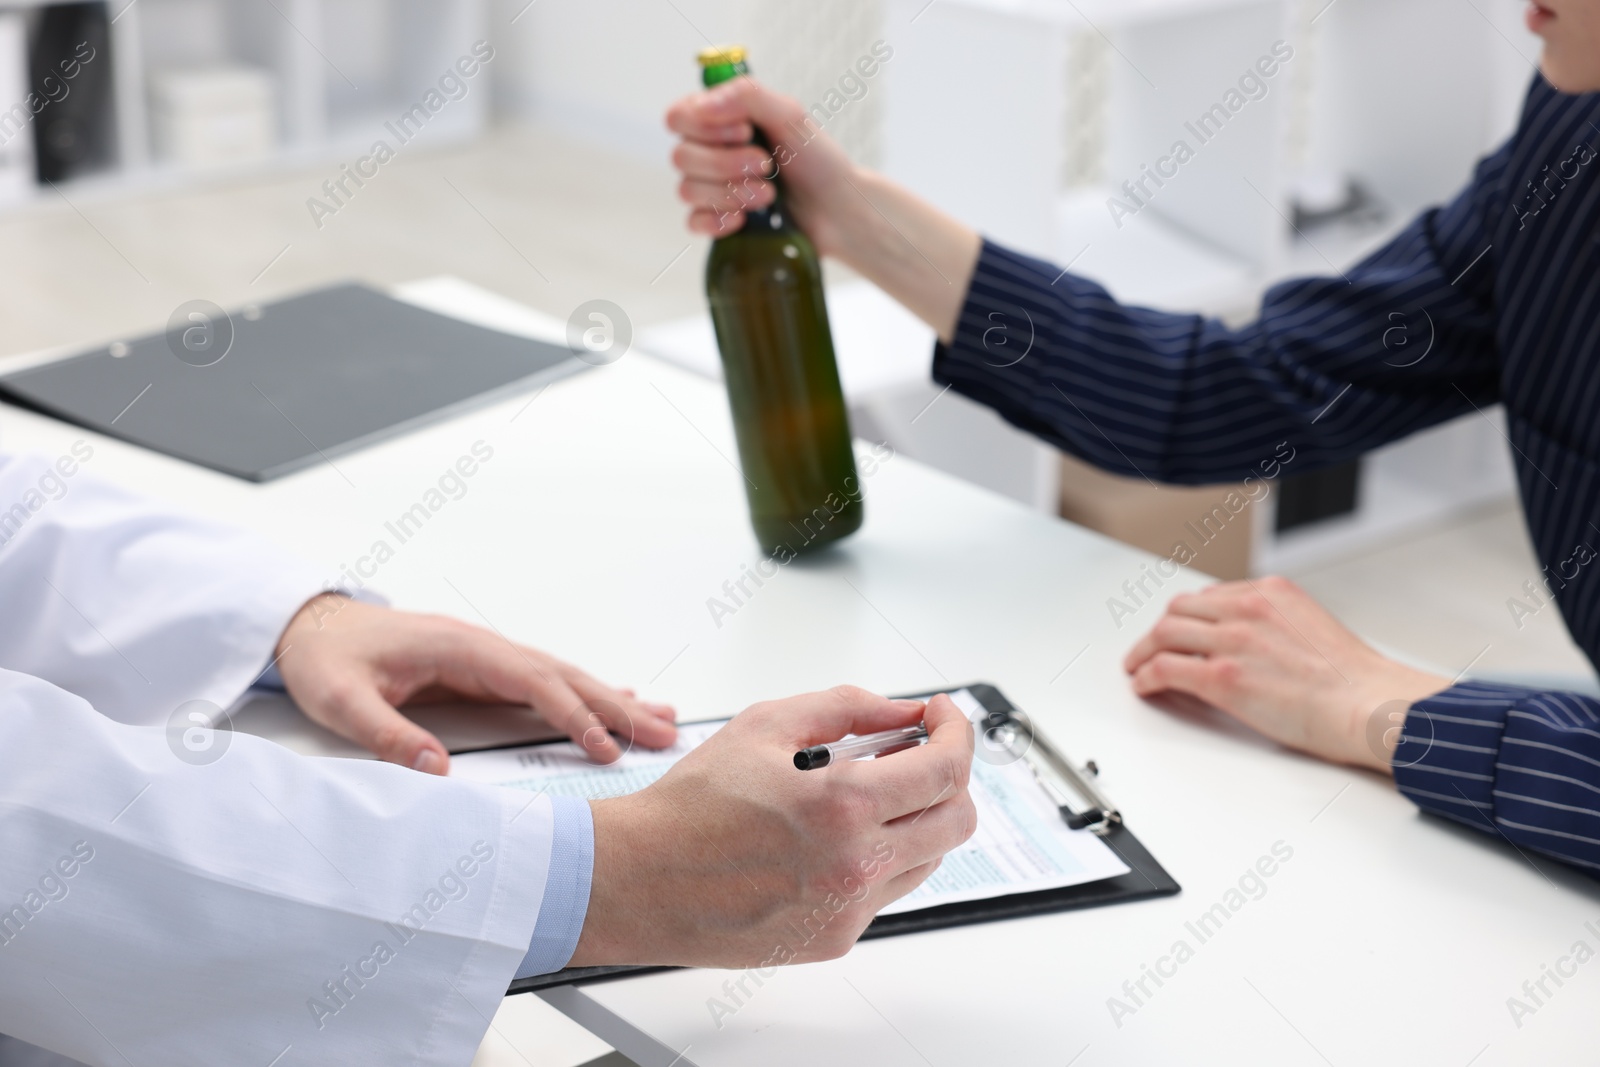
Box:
(449, 688), (1128, 915)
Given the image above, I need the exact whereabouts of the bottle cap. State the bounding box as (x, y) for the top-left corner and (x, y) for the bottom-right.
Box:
(697, 45), (747, 67)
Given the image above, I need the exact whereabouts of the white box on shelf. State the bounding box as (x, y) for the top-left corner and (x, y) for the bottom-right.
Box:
(1100, 1), (1294, 276)
(150, 65), (277, 167)
(881, 0), (1069, 262)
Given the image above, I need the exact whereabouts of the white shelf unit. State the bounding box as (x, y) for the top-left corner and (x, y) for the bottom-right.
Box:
(882, 0), (1294, 304)
(871, 0), (1538, 568)
(1247, 0), (1536, 572)
(866, 0), (1298, 517)
(880, 0), (1534, 312)
(0, 0), (488, 209)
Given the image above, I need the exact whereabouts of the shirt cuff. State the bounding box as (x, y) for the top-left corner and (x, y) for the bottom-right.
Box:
(514, 794), (595, 978)
(1392, 680), (1525, 824)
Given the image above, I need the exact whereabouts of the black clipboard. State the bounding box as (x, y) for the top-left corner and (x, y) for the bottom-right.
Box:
(499, 683), (1179, 994)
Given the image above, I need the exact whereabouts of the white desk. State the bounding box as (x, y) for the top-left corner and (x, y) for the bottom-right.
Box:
(5, 279), (1594, 1066)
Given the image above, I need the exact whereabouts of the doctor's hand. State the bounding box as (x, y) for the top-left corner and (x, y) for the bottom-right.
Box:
(570, 687), (977, 969)
(272, 594), (676, 775)
(1123, 577), (1450, 772)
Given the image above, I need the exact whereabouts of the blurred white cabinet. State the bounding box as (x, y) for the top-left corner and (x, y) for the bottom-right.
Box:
(879, 0), (1074, 263)
(872, 0), (1300, 517)
(882, 0), (1294, 282)
(873, 0), (1538, 564)
(1260, 0), (1535, 568)
(880, 0), (1534, 307)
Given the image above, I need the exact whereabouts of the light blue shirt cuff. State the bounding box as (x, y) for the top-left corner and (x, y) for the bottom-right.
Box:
(515, 794), (595, 978)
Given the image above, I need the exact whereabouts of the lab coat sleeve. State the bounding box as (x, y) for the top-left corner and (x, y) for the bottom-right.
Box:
(0, 448), (330, 725)
(0, 666), (563, 1067)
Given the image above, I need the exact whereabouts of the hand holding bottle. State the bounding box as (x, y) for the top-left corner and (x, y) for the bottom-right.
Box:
(666, 75), (860, 257)
(665, 75), (984, 345)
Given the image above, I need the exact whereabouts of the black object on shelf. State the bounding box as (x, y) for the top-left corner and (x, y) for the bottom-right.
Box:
(1275, 459), (1362, 533)
(30, 2), (112, 183)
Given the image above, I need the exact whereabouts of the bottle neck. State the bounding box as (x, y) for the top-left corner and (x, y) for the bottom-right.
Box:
(740, 128), (787, 231)
(701, 59), (788, 234)
(740, 200), (790, 233)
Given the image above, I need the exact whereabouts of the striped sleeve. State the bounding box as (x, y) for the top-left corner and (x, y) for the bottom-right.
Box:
(1394, 681), (1600, 875)
(931, 144), (1507, 484)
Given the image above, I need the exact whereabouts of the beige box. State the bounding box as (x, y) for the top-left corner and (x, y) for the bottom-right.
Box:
(151, 66), (277, 168)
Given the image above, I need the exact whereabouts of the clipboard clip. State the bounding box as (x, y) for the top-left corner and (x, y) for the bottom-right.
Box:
(978, 705), (1122, 836)
(1050, 756), (1120, 833)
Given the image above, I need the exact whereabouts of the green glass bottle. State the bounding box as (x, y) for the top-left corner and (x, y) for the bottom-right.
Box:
(698, 46), (863, 557)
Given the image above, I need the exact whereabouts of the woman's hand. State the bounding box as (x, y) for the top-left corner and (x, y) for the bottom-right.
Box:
(664, 76), (983, 342)
(665, 75), (861, 253)
(272, 594), (677, 774)
(1124, 577), (1451, 772)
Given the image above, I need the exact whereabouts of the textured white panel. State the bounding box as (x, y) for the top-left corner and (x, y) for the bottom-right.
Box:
(742, 0), (887, 166)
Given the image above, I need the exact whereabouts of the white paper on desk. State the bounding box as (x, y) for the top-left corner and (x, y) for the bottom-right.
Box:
(877, 690), (1131, 915)
(447, 718), (725, 798)
(448, 689), (1129, 916)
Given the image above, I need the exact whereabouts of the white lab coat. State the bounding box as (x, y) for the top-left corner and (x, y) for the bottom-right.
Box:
(0, 451), (558, 1066)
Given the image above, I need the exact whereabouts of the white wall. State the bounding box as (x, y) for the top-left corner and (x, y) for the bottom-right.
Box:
(1298, 0), (1540, 217)
(491, 0), (887, 165)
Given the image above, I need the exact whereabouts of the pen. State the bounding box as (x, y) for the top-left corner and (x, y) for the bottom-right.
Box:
(794, 724), (929, 770)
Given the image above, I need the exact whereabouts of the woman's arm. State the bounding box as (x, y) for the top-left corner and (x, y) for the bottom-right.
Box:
(667, 77), (1505, 485)
(1125, 577), (1600, 876)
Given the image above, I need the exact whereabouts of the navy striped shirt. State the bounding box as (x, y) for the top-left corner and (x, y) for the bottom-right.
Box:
(933, 77), (1600, 874)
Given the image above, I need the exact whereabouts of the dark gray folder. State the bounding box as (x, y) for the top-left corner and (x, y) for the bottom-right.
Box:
(0, 283), (585, 481)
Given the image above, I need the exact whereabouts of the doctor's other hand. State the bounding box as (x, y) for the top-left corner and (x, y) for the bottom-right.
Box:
(570, 687), (977, 969)
(272, 594), (677, 774)
(1123, 576), (1450, 772)
(666, 75), (857, 253)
